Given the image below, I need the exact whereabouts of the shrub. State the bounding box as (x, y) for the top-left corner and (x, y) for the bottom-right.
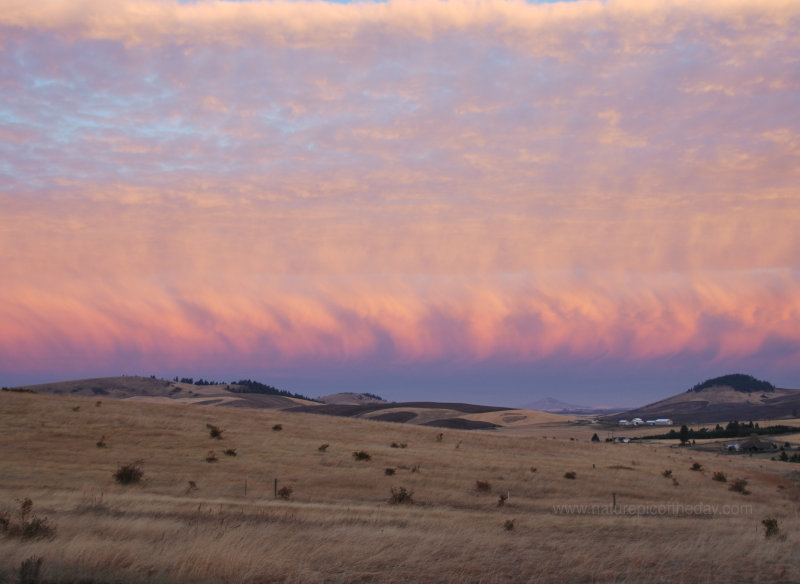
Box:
(272, 424), (283, 431)
(591, 433), (600, 442)
(390, 442), (407, 448)
(353, 450), (371, 461)
(762, 518), (780, 538)
(318, 443), (329, 452)
(475, 480), (492, 492)
(436, 433), (444, 442)
(206, 424), (223, 439)
(564, 471), (577, 480)
(205, 450), (218, 463)
(96, 435), (107, 448)
(0, 499), (55, 540)
(223, 448), (237, 457)
(277, 486), (293, 500)
(388, 486), (414, 504)
(113, 460), (144, 485)
(19, 556), (43, 584)
(497, 493), (508, 507)
(385, 468), (396, 476)
(729, 478), (750, 494)
(662, 469), (672, 478)
(690, 462), (703, 472)
(712, 471), (727, 482)
(503, 519), (515, 531)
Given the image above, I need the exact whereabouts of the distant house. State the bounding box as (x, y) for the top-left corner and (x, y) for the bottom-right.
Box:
(732, 435), (776, 452)
(654, 418), (673, 426)
(631, 417), (644, 426)
(618, 419), (629, 426)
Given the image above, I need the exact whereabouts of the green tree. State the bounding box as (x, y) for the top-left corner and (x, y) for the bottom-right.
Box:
(679, 425), (690, 444)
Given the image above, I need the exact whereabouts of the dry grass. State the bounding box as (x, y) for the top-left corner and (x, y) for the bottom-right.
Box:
(1, 391), (799, 583)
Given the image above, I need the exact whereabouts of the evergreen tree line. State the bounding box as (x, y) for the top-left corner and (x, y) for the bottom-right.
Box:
(639, 421), (799, 441)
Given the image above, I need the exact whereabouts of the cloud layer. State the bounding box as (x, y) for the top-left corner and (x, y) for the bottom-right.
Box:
(2, 0), (799, 402)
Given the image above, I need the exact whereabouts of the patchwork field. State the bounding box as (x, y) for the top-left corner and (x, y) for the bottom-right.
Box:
(1, 391), (799, 583)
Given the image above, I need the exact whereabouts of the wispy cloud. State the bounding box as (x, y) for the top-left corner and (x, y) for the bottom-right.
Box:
(1, 0), (798, 399)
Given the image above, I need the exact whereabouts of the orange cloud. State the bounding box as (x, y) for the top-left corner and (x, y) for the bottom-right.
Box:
(1, 0), (799, 389)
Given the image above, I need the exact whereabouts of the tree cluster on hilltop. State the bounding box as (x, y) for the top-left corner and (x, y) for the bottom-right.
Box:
(229, 379), (317, 402)
(688, 373), (775, 394)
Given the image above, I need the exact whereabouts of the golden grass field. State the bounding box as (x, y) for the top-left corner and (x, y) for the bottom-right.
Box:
(2, 391), (800, 583)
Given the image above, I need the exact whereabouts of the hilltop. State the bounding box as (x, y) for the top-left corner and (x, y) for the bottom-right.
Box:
(601, 374), (800, 425)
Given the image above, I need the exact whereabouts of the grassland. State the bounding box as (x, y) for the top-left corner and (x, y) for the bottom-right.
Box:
(1, 391), (799, 583)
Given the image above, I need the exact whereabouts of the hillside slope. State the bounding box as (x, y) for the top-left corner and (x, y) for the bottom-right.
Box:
(602, 375), (800, 424)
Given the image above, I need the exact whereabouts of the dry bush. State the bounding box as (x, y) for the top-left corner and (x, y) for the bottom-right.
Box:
(223, 448), (237, 457)
(385, 468), (396, 476)
(206, 423), (223, 439)
(272, 424), (283, 431)
(352, 450), (371, 461)
(390, 442), (407, 448)
(388, 486), (414, 504)
(497, 493), (508, 507)
(19, 555), (43, 584)
(205, 450), (218, 463)
(277, 486), (293, 500)
(762, 518), (780, 539)
(318, 443), (329, 452)
(475, 480), (492, 493)
(0, 498), (55, 540)
(712, 471), (727, 482)
(96, 435), (107, 448)
(729, 478), (750, 494)
(662, 469), (672, 478)
(690, 462), (703, 472)
(113, 460), (143, 485)
(503, 519), (515, 531)
(564, 471), (577, 480)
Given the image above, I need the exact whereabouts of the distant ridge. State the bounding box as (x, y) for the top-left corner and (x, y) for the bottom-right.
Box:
(601, 373), (799, 425)
(522, 396), (619, 415)
(3, 376), (521, 430)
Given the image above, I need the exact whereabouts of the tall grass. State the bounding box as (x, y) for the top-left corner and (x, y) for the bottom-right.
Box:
(0, 391), (798, 583)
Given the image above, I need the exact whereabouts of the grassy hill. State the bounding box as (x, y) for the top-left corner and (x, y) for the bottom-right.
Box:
(601, 375), (800, 425)
(1, 391), (799, 583)
(6, 376), (565, 430)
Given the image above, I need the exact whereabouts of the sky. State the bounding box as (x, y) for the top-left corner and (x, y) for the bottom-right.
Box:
(1, 0), (799, 408)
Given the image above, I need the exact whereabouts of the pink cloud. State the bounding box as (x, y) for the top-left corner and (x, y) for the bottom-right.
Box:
(1, 0), (799, 394)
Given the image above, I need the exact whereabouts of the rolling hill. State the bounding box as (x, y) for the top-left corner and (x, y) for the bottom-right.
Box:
(3, 376), (567, 430)
(601, 374), (800, 425)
